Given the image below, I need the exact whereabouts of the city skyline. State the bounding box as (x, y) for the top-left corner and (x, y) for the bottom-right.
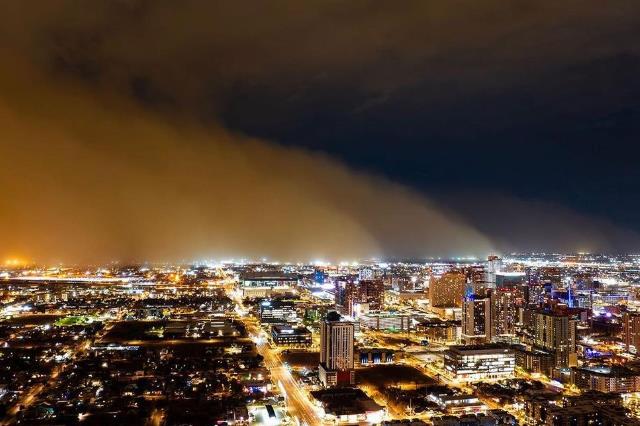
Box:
(1, 254), (640, 425)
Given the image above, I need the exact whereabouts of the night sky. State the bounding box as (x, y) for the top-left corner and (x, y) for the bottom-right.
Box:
(1, 1), (640, 262)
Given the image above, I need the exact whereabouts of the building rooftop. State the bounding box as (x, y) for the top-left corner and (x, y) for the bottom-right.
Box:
(271, 325), (311, 335)
(446, 343), (512, 354)
(577, 365), (639, 377)
(240, 272), (298, 281)
(310, 387), (384, 416)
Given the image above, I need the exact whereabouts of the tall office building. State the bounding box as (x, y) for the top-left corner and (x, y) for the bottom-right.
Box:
(319, 312), (355, 386)
(623, 311), (640, 353)
(462, 295), (492, 344)
(534, 311), (577, 368)
(430, 271), (465, 308)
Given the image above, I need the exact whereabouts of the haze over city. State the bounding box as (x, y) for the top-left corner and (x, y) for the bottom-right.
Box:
(2, 1), (640, 263)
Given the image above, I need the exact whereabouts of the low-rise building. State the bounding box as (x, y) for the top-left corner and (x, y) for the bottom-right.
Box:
(239, 272), (298, 298)
(428, 394), (487, 415)
(431, 410), (516, 426)
(259, 299), (297, 324)
(270, 325), (312, 346)
(512, 344), (555, 377)
(416, 318), (459, 344)
(444, 344), (515, 382)
(572, 365), (640, 393)
(525, 392), (640, 426)
(310, 387), (385, 424)
(358, 348), (394, 366)
(359, 310), (426, 331)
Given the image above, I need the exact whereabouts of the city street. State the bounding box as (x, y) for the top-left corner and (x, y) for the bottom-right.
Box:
(233, 290), (322, 426)
(250, 321), (322, 426)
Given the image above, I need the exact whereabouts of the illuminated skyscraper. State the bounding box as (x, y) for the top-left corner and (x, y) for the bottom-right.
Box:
(525, 282), (548, 305)
(319, 312), (355, 386)
(486, 255), (502, 287)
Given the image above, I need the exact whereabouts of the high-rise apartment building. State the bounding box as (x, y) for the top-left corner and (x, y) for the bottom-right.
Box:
(534, 311), (577, 368)
(462, 295), (492, 344)
(525, 282), (548, 305)
(623, 311), (640, 353)
(359, 267), (377, 281)
(491, 287), (520, 341)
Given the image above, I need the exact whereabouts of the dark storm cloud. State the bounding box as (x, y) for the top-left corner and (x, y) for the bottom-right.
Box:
(5, 1), (638, 109)
(1, 1), (639, 262)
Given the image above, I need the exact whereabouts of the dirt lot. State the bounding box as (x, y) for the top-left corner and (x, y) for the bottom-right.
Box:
(2, 314), (63, 326)
(281, 350), (319, 367)
(357, 364), (435, 389)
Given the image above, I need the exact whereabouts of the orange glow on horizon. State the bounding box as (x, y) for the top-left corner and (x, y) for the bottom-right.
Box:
(4, 257), (28, 267)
